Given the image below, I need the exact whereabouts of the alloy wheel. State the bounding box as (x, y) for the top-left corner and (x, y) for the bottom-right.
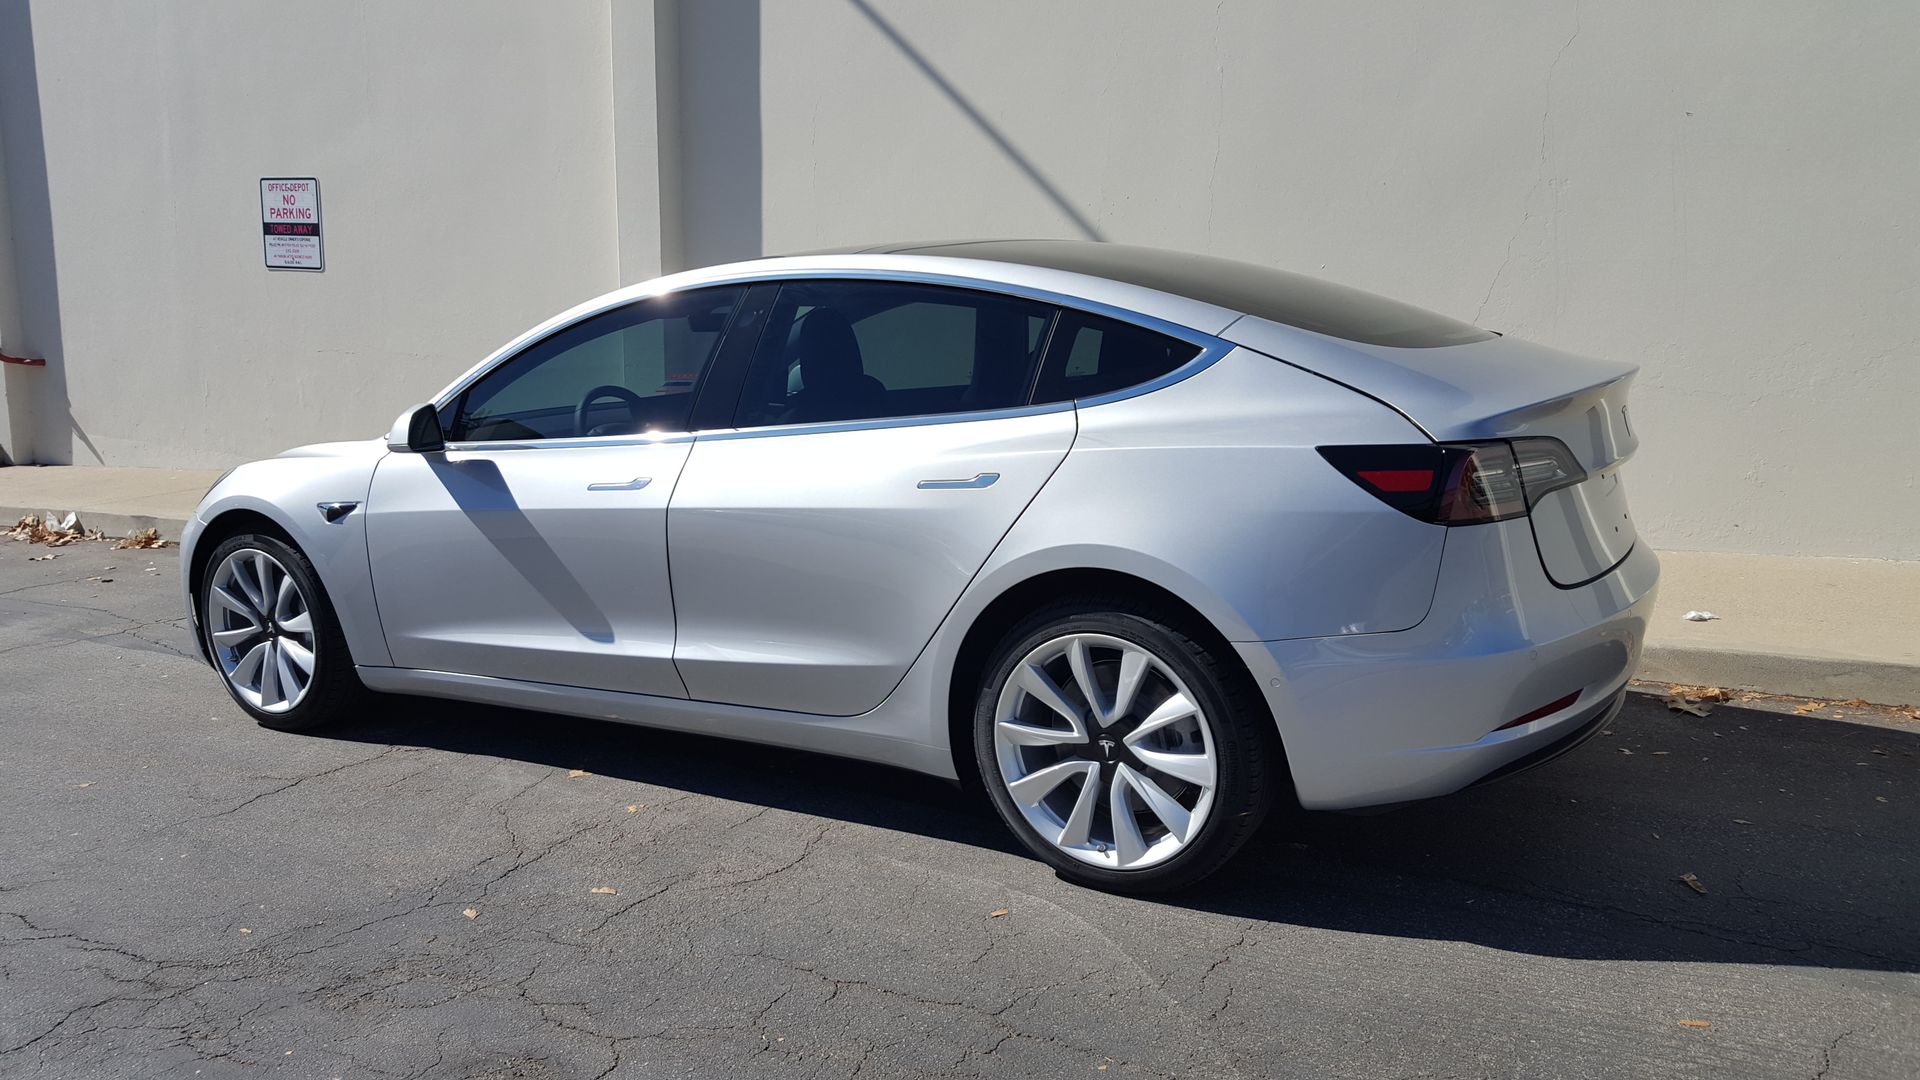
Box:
(207, 548), (317, 714)
(992, 632), (1218, 870)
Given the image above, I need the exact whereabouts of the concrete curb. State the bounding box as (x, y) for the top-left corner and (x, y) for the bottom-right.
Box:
(0, 505), (190, 542)
(1638, 645), (1919, 708)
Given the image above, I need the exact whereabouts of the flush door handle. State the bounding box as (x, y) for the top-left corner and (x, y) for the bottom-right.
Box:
(587, 477), (652, 492)
(917, 472), (999, 490)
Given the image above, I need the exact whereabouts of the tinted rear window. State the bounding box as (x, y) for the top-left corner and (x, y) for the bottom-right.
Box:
(900, 241), (1494, 349)
(1031, 309), (1201, 403)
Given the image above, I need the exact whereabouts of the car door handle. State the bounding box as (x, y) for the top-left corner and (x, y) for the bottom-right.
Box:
(916, 472), (999, 490)
(586, 477), (652, 491)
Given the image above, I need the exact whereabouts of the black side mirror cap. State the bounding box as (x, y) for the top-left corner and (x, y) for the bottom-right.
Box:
(385, 403), (446, 453)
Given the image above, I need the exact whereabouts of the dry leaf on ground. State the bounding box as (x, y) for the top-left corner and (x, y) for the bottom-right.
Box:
(1658, 687), (1720, 714)
(114, 527), (171, 549)
(567, 768), (589, 777)
(1679, 872), (1708, 895)
(1668, 685), (1735, 703)
(1677, 1019), (1712, 1029)
(988, 908), (1010, 918)
(462, 907), (478, 919)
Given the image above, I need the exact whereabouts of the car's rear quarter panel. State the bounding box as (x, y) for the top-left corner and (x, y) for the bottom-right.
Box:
(969, 346), (1448, 645)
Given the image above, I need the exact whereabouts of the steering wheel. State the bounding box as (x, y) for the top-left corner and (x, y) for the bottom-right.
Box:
(575, 384), (645, 437)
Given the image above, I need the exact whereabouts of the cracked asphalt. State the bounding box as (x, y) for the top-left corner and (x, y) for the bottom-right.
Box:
(1, 544), (1916, 1079)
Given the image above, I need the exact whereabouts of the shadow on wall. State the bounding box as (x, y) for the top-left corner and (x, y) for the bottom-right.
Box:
(671, 0), (1107, 267)
(0, 0), (96, 466)
(843, 0), (1106, 243)
(322, 694), (1920, 975)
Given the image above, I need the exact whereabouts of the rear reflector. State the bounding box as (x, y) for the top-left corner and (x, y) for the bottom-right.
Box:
(1318, 438), (1587, 526)
(1495, 690), (1582, 732)
(1355, 468), (1435, 493)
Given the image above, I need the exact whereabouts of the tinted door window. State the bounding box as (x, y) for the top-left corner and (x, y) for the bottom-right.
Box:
(446, 286), (744, 441)
(1031, 309), (1202, 404)
(733, 281), (1055, 428)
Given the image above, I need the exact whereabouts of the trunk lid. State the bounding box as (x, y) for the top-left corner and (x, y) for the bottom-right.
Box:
(1225, 320), (1641, 586)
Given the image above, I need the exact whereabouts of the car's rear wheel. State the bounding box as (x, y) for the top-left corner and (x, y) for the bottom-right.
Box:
(201, 533), (367, 732)
(973, 600), (1279, 892)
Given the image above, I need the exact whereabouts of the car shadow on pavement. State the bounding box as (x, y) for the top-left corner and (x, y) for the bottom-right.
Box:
(329, 693), (1919, 974)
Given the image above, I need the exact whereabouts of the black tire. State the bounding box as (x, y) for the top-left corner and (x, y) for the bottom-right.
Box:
(199, 532), (370, 733)
(973, 597), (1282, 893)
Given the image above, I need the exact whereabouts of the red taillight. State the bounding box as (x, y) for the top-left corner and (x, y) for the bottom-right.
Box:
(1355, 468), (1434, 493)
(1495, 690), (1582, 732)
(1318, 439), (1587, 526)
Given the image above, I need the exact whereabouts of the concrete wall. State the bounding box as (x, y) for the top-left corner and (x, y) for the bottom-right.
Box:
(722, 0), (1919, 561)
(0, 0), (619, 468)
(3, 0), (1916, 562)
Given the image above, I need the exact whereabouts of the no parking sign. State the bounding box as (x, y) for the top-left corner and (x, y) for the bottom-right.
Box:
(260, 177), (323, 271)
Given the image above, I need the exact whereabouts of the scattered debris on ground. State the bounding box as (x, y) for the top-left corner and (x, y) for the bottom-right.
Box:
(6, 514), (173, 550)
(1682, 610), (1720, 622)
(1678, 872), (1708, 895)
(1630, 681), (1919, 727)
(1661, 684), (1736, 716)
(7, 512), (102, 546)
(114, 527), (170, 549)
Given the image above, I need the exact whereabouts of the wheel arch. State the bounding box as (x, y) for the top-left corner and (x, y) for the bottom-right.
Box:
(942, 565), (1282, 795)
(187, 490), (391, 668)
(188, 508), (299, 629)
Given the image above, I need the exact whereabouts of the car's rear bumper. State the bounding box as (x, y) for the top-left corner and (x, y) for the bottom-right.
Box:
(1235, 519), (1659, 810)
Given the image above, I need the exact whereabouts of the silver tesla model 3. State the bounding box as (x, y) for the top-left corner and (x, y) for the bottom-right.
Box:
(184, 241), (1657, 891)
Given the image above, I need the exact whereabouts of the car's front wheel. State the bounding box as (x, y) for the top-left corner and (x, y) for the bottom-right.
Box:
(200, 533), (367, 732)
(973, 600), (1280, 892)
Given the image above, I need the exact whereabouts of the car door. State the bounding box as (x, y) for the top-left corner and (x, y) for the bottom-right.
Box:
(668, 278), (1075, 716)
(364, 285), (749, 696)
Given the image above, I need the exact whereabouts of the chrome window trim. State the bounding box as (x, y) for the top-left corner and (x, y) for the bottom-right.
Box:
(431, 269), (1234, 445)
(690, 400), (1076, 444)
(441, 431), (698, 453)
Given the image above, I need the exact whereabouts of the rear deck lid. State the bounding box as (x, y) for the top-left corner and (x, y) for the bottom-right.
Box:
(1227, 319), (1642, 586)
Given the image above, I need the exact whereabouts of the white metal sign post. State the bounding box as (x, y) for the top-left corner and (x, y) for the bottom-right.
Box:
(260, 178), (323, 271)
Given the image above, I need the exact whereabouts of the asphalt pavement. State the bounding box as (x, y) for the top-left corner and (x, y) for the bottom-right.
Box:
(1, 543), (1915, 1079)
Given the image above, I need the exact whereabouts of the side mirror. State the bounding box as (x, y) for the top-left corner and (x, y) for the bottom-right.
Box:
(386, 403), (446, 453)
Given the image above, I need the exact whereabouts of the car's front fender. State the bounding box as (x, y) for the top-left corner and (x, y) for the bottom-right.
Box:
(183, 440), (391, 667)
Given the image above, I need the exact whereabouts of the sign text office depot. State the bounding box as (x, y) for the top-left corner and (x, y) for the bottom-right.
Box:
(260, 178), (323, 271)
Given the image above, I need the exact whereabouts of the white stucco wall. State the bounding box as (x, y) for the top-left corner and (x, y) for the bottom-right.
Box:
(1, 0), (618, 468)
(3, 0), (1914, 563)
(726, 0), (1920, 561)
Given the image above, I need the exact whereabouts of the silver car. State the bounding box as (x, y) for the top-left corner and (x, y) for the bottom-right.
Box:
(184, 241), (1658, 891)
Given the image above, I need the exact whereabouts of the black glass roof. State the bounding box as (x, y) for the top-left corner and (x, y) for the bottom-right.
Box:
(796, 239), (1492, 349)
